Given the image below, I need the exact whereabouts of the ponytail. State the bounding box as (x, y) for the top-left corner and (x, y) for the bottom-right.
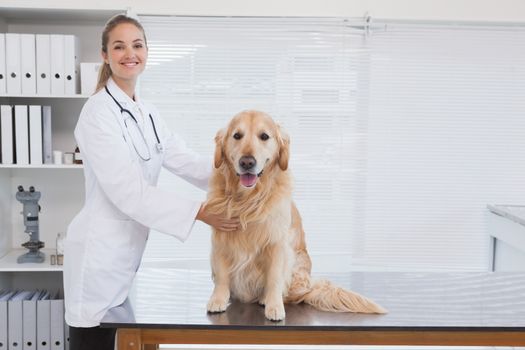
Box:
(94, 62), (112, 94)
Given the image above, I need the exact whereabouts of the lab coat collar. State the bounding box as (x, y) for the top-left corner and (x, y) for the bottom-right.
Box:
(106, 77), (142, 108)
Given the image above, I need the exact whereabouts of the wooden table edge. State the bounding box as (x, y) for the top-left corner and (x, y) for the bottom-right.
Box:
(116, 327), (525, 349)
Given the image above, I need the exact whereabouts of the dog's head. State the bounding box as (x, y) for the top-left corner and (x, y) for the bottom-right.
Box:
(214, 110), (289, 189)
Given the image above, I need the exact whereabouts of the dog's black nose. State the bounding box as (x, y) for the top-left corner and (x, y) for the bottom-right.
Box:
(239, 156), (256, 170)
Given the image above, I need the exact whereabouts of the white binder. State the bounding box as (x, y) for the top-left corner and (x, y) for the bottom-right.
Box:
(0, 34), (6, 94)
(42, 106), (52, 164)
(29, 105), (43, 165)
(14, 105), (29, 165)
(23, 291), (40, 350)
(64, 35), (79, 95)
(64, 320), (69, 350)
(36, 291), (51, 350)
(50, 35), (65, 96)
(1, 105), (14, 164)
(80, 62), (102, 95)
(50, 293), (64, 350)
(0, 292), (7, 349)
(20, 33), (36, 95)
(36, 34), (51, 96)
(8, 290), (36, 350)
(6, 33), (22, 95)
(0, 291), (16, 350)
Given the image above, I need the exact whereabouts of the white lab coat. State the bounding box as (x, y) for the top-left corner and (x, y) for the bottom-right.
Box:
(63, 77), (211, 327)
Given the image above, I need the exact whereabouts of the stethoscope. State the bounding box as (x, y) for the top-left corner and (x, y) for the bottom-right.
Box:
(105, 85), (163, 161)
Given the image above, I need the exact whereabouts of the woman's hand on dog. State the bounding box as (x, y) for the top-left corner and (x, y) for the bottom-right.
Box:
(196, 204), (240, 232)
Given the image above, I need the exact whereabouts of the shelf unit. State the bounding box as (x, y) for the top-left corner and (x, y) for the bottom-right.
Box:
(0, 94), (90, 98)
(0, 7), (124, 292)
(0, 164), (83, 169)
(0, 249), (64, 292)
(0, 249), (63, 272)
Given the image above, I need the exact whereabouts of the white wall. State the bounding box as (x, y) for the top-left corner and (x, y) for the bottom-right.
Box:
(3, 0), (525, 22)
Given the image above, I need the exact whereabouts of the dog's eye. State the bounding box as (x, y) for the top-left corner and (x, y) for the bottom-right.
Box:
(260, 133), (269, 141)
(233, 132), (242, 140)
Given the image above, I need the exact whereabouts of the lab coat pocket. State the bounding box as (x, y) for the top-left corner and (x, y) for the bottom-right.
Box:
(85, 217), (136, 272)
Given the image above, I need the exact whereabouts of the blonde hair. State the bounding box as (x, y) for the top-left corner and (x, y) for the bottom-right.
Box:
(94, 14), (148, 93)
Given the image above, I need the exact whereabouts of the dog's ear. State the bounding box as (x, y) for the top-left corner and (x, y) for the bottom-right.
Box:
(214, 128), (226, 168)
(277, 125), (290, 171)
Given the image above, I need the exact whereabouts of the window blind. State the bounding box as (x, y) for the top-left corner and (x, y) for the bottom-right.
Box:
(359, 21), (525, 271)
(138, 16), (525, 272)
(138, 16), (368, 272)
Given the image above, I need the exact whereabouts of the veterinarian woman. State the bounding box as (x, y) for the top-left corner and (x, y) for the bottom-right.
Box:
(63, 14), (240, 350)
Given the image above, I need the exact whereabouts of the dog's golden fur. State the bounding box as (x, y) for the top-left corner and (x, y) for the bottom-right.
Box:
(206, 110), (386, 321)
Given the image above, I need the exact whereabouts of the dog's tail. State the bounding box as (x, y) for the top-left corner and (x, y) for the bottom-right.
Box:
(303, 279), (387, 314)
(287, 273), (387, 314)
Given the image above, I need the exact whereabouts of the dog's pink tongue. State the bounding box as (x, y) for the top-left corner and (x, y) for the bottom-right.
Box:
(240, 173), (257, 187)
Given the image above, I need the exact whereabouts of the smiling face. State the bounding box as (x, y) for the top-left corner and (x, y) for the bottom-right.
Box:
(102, 22), (148, 86)
(215, 111), (289, 189)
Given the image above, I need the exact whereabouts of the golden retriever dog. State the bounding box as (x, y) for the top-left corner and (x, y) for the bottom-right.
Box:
(205, 110), (386, 321)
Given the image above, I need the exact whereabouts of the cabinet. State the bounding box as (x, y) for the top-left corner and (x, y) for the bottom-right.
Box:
(0, 7), (124, 292)
(487, 204), (525, 271)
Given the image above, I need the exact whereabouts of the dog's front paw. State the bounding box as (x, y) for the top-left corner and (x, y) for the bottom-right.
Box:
(264, 303), (285, 321)
(207, 297), (228, 313)
(207, 286), (230, 313)
(208, 293), (230, 312)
